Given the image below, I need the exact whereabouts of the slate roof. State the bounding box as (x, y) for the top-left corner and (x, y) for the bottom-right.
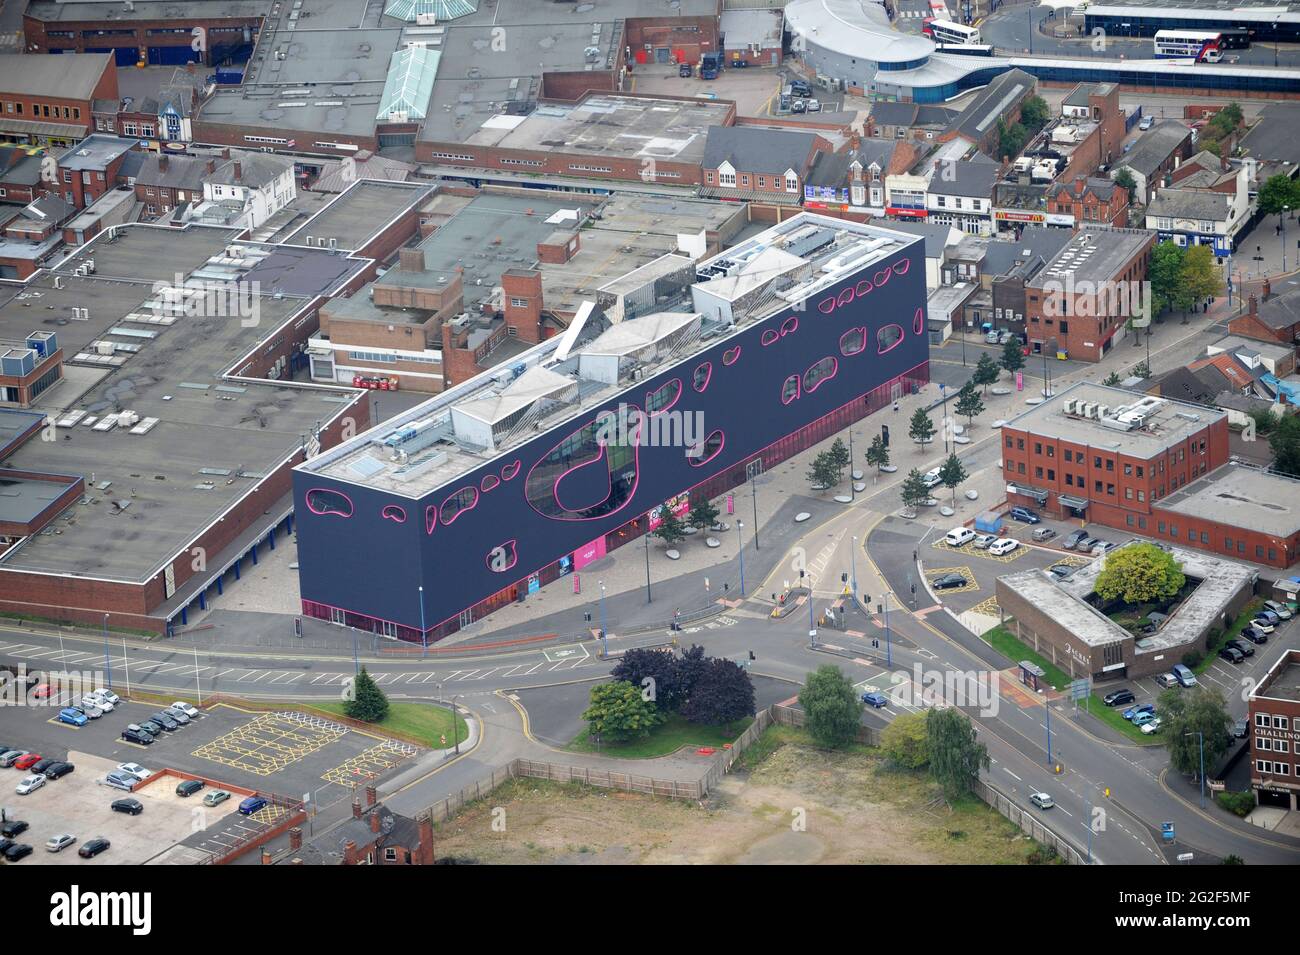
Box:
(1118, 120), (1192, 178)
(135, 152), (211, 192)
(702, 126), (818, 176)
(1147, 188), (1234, 222)
(805, 139), (896, 189)
(0, 52), (111, 100)
(927, 158), (999, 198)
(1046, 176), (1120, 203)
(981, 225), (1073, 276)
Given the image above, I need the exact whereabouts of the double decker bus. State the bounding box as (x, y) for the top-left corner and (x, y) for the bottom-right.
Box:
(922, 18), (982, 45)
(1153, 30), (1224, 62)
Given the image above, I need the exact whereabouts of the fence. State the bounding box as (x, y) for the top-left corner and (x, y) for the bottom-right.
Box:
(973, 778), (1089, 864)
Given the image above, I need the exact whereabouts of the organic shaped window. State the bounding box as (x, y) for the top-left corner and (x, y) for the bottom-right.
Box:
(817, 296), (837, 315)
(892, 256), (911, 275)
(439, 486), (479, 526)
(781, 375), (800, 405)
(480, 473), (501, 493)
(913, 307), (925, 335)
(487, 540), (518, 573)
(855, 278), (873, 296)
(873, 265), (892, 288)
(646, 378), (682, 416)
(761, 329), (780, 346)
(687, 430), (725, 468)
(524, 410), (641, 521)
(878, 324), (904, 354)
(692, 361), (712, 393)
(723, 346), (742, 366)
(380, 505), (407, 524)
(305, 488), (353, 518)
(839, 327), (867, 356)
(780, 315), (798, 336)
(500, 460), (521, 481)
(424, 505), (437, 535)
(836, 287), (854, 307)
(803, 356), (837, 393)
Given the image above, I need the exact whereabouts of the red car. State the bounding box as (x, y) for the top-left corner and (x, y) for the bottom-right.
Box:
(32, 684), (52, 700)
(13, 753), (41, 771)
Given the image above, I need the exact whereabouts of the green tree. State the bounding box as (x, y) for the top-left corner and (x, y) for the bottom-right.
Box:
(881, 710), (930, 769)
(1256, 173), (1300, 217)
(1113, 167), (1137, 198)
(807, 450), (840, 490)
(1269, 414), (1300, 478)
(1131, 361), (1150, 379)
(972, 352), (1001, 394)
(611, 647), (688, 712)
(1102, 370), (1122, 386)
(908, 406), (936, 449)
(1000, 335), (1025, 374)
(1180, 244), (1223, 319)
(1148, 240), (1186, 319)
(582, 680), (664, 742)
(899, 468), (930, 513)
(1246, 406), (1278, 436)
(865, 433), (891, 473)
(1019, 95), (1050, 133)
(926, 707), (989, 802)
(798, 665), (863, 749)
(954, 381), (984, 428)
(1158, 685), (1232, 782)
(1202, 139), (1223, 158)
(1094, 542), (1185, 606)
(681, 658), (755, 725)
(997, 119), (1029, 161)
(938, 452), (968, 506)
(686, 496), (720, 535)
(345, 667), (390, 723)
(651, 504), (687, 547)
(828, 437), (851, 482)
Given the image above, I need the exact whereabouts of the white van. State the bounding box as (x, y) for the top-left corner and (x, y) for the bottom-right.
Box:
(945, 527), (976, 547)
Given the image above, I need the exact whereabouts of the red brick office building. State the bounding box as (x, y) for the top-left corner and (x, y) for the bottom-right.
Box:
(1249, 649), (1300, 811)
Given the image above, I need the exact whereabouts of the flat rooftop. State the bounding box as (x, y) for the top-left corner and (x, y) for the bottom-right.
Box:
(1253, 651), (1300, 704)
(301, 213), (919, 498)
(1157, 462), (1300, 537)
(0, 224), (368, 584)
(281, 180), (435, 252)
(0, 474), (80, 526)
(1003, 381), (1226, 456)
(27, 0), (269, 22)
(1030, 226), (1153, 288)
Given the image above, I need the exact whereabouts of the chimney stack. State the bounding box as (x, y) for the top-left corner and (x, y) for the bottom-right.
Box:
(370, 811), (382, 834)
(158, 154), (169, 173)
(365, 785), (377, 807)
(1248, 293), (1258, 316)
(1075, 176), (1086, 196)
(417, 813), (435, 865)
(232, 160), (242, 182)
(352, 797), (362, 820)
(261, 848), (273, 865)
(399, 246), (424, 272)
(1262, 278), (1272, 301)
(289, 827), (303, 851)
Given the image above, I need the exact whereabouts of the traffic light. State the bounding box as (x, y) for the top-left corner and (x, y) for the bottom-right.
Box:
(584, 611), (592, 623)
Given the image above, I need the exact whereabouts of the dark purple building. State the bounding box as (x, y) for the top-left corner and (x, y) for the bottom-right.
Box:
(293, 215), (930, 643)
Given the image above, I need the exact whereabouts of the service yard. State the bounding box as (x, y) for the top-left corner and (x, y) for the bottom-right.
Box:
(432, 727), (1047, 865)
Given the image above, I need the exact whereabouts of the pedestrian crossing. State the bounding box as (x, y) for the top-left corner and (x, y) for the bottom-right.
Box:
(0, 33), (21, 51)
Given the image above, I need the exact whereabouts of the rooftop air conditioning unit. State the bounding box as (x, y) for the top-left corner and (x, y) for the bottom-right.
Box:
(1063, 398), (1077, 415)
(1096, 404), (1109, 419)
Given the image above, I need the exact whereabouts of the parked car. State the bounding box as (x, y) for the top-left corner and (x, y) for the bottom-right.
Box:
(0, 750), (26, 768)
(1031, 527), (1057, 542)
(2, 843), (32, 862)
(988, 538), (1019, 556)
(1090, 540), (1115, 556)
(176, 778), (204, 797)
(92, 689), (120, 707)
(973, 533), (996, 549)
(1103, 689), (1135, 707)
(807, 98), (822, 112)
(931, 573), (968, 590)
(111, 798), (144, 816)
(922, 467), (943, 488)
(79, 838), (111, 858)
(0, 819), (29, 837)
(945, 527), (976, 547)
(103, 771), (137, 791)
(82, 694), (112, 713)
(1063, 529), (1089, 549)
(15, 774), (45, 795)
(1132, 711), (1158, 727)
(1047, 563), (1074, 580)
(45, 834), (76, 853)
(1155, 672), (1179, 689)
(43, 761), (73, 780)
(28, 758), (55, 775)
(165, 708), (191, 726)
(1249, 617), (1275, 633)
(1226, 638), (1255, 658)
(1139, 115), (1154, 130)
(1241, 626), (1269, 645)
(1256, 609), (1281, 626)
(1140, 717), (1163, 735)
(120, 729), (153, 746)
(117, 762), (151, 781)
(790, 80), (812, 97)
(1074, 536), (1101, 552)
(1030, 792), (1054, 809)
(238, 795), (268, 815)
(137, 720), (163, 737)
(150, 712), (180, 732)
(203, 789), (231, 808)
(1009, 506), (1040, 524)
(170, 702), (199, 719)
(1234, 719), (1249, 739)
(1263, 600), (1293, 620)
(13, 753), (41, 771)
(1171, 664), (1198, 687)
(76, 703), (103, 720)
(1219, 646), (1245, 664)
(790, 98), (807, 113)
(861, 691), (889, 708)
(58, 707), (88, 727)
(1123, 703), (1155, 721)
(32, 683), (52, 699)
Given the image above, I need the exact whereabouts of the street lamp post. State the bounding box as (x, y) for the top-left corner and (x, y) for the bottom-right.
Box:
(882, 591), (892, 667)
(451, 695), (462, 754)
(643, 531), (652, 603)
(102, 613), (112, 692)
(737, 520), (746, 596)
(848, 428), (856, 500)
(750, 472), (760, 550)
(850, 535), (858, 597)
(598, 581), (608, 657)
(1283, 206), (1289, 273)
(417, 584), (427, 658)
(1186, 731), (1206, 808)
(808, 575), (816, 646)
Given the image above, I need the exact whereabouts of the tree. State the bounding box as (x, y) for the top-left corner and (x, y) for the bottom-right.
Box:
(938, 452), (968, 506)
(1159, 685), (1232, 782)
(651, 504), (687, 547)
(611, 647), (687, 712)
(1020, 95), (1050, 133)
(681, 657), (755, 725)
(1180, 244), (1223, 315)
(908, 406), (936, 448)
(1094, 542), (1185, 606)
(972, 352), (1000, 394)
(807, 450), (840, 490)
(997, 119), (1029, 161)
(828, 437), (851, 482)
(1131, 361), (1150, 379)
(346, 667), (389, 723)
(899, 468), (930, 513)
(1148, 241), (1186, 319)
(865, 433), (891, 473)
(926, 707), (989, 802)
(954, 381), (984, 428)
(1113, 167), (1137, 198)
(686, 496), (720, 535)
(581, 680), (664, 742)
(999, 335), (1025, 374)
(1269, 414), (1300, 478)
(1246, 406), (1278, 437)
(798, 665), (863, 749)
(880, 710), (929, 769)
(674, 644), (708, 704)
(1256, 173), (1300, 218)
(1102, 370), (1122, 387)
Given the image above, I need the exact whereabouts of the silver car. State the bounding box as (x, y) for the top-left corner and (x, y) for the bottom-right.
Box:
(46, 833), (77, 853)
(0, 749), (26, 768)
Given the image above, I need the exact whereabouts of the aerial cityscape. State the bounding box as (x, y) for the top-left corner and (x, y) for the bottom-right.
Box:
(0, 0), (1296, 900)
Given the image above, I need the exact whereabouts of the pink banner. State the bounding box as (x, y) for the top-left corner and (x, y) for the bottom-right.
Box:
(1016, 371), (1024, 392)
(726, 493), (735, 515)
(647, 492), (690, 531)
(573, 536), (607, 570)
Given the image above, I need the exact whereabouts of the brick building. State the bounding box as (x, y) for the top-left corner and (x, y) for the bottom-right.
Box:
(0, 53), (117, 148)
(1249, 649), (1300, 811)
(1046, 176), (1130, 227)
(133, 151), (213, 219)
(55, 134), (135, 210)
(700, 124), (831, 205)
(1052, 82), (1127, 184)
(625, 15), (721, 66)
(289, 787), (435, 865)
(1227, 280), (1300, 348)
(1025, 226), (1155, 362)
(0, 331), (61, 406)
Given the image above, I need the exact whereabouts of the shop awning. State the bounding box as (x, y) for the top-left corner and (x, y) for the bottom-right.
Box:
(1058, 494), (1089, 509)
(0, 118), (86, 139)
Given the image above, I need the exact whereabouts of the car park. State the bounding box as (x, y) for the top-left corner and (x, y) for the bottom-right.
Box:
(1234, 719), (1249, 739)
(1063, 529), (1088, 549)
(1009, 506), (1040, 524)
(2, 842), (32, 862)
(176, 778), (205, 797)
(1226, 639), (1254, 657)
(44, 761), (73, 780)
(76, 703), (103, 720)
(138, 720), (163, 737)
(13, 753), (41, 771)
(1030, 792), (1054, 809)
(16, 774), (45, 795)
(932, 572), (968, 590)
(166, 707), (192, 725)
(117, 763), (151, 781)
(1123, 703), (1155, 721)
(1103, 689), (1135, 707)
(171, 702), (199, 719)
(1241, 626), (1268, 645)
(238, 795), (268, 815)
(1, 819), (28, 837)
(945, 527), (975, 547)
(1073, 536), (1100, 552)
(1219, 646), (1245, 664)
(45, 834), (76, 853)
(150, 712), (180, 732)
(204, 789), (231, 808)
(58, 707), (88, 727)
(120, 729), (153, 746)
(0, 750), (26, 768)
(988, 538), (1019, 556)
(103, 771), (137, 791)
(1255, 609), (1282, 627)
(1263, 600), (1293, 620)
(1090, 540), (1115, 556)
(78, 838), (110, 859)
(790, 98), (806, 113)
(1171, 664), (1197, 687)
(1140, 718), (1163, 735)
(1132, 711), (1158, 727)
(1155, 672), (1179, 689)
(807, 98), (821, 112)
(82, 694), (111, 713)
(790, 80), (812, 96)
(861, 691), (889, 708)
(972, 533), (995, 549)
(1250, 617), (1275, 633)
(111, 797), (144, 816)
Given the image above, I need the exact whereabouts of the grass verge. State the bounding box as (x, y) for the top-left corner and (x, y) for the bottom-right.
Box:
(567, 713), (752, 759)
(312, 701), (468, 749)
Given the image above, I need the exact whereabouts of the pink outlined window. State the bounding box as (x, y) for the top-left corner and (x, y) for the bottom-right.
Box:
(692, 361), (712, 393)
(439, 486), (479, 526)
(803, 356), (837, 393)
(761, 329), (780, 346)
(836, 287), (854, 308)
(873, 265), (892, 288)
(305, 488), (353, 518)
(913, 307), (924, 335)
(381, 504), (407, 524)
(686, 430), (725, 468)
(523, 409), (641, 522)
(855, 278), (873, 297)
(486, 540), (518, 573)
(840, 327), (867, 356)
(500, 460), (521, 481)
(817, 296), (836, 315)
(723, 346), (742, 366)
(892, 257), (911, 275)
(480, 473), (501, 493)
(877, 324), (904, 354)
(424, 505), (437, 535)
(780, 315), (798, 336)
(781, 375), (800, 405)
(646, 378), (682, 416)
